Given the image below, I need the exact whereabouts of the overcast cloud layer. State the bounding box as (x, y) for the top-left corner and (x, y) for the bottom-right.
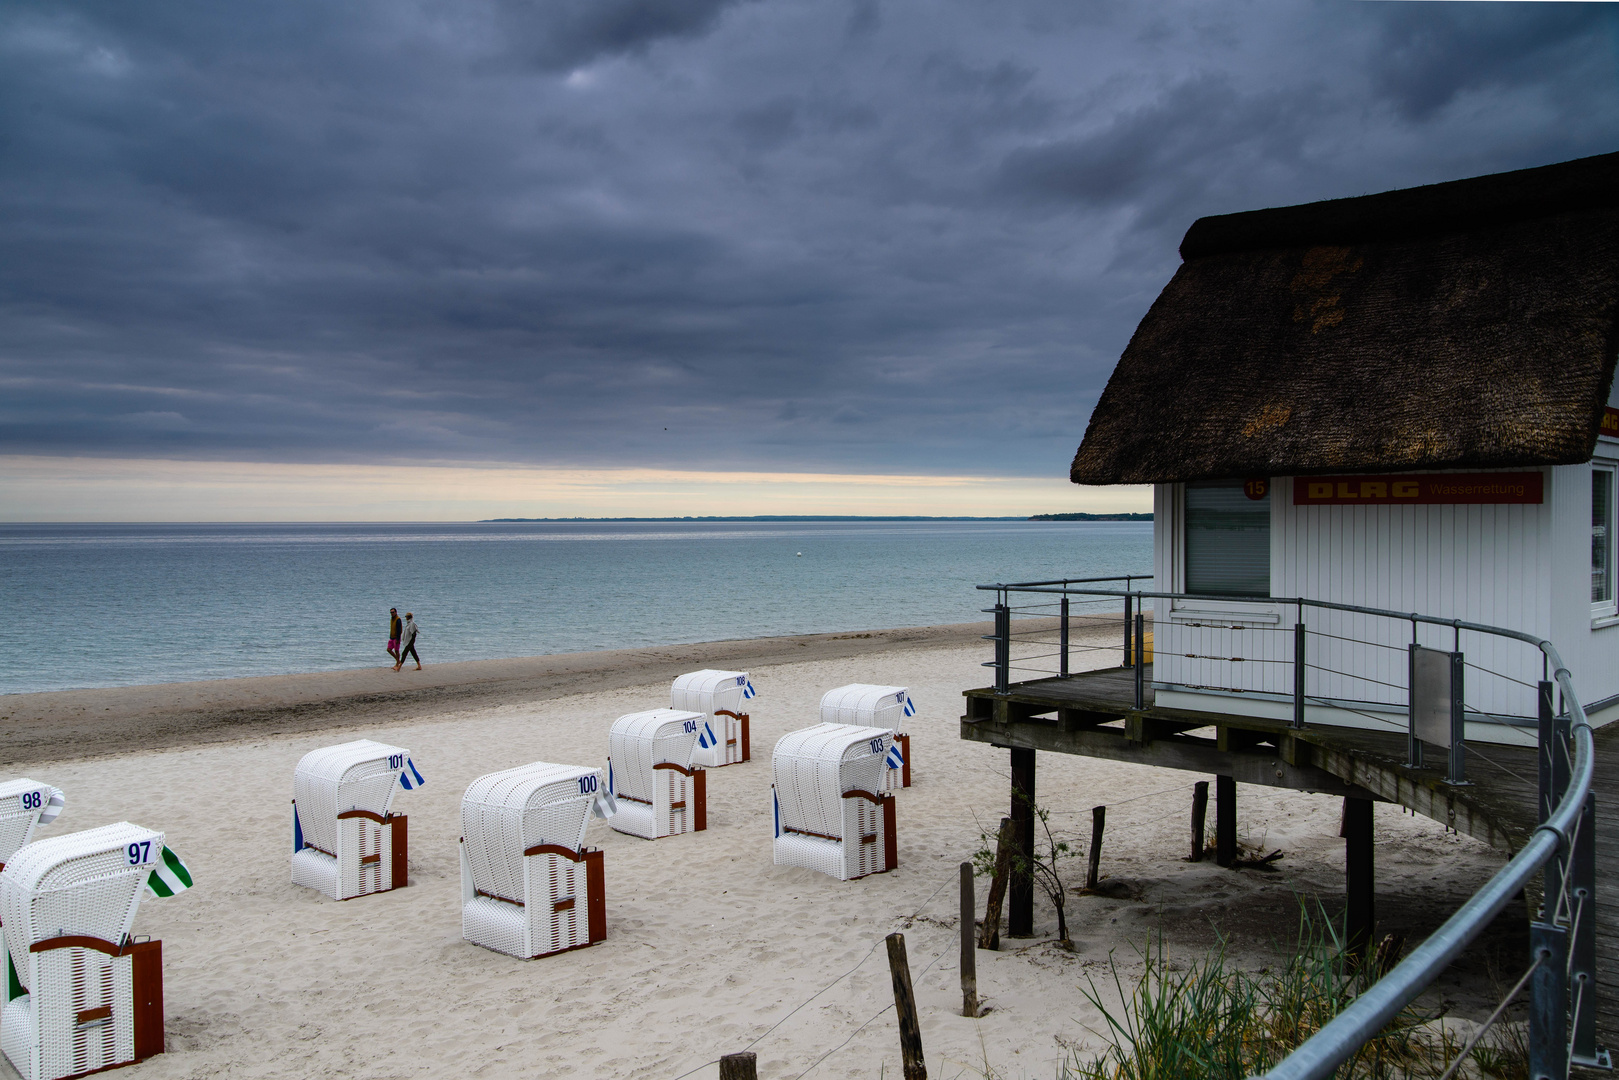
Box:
(2, 2), (1616, 477)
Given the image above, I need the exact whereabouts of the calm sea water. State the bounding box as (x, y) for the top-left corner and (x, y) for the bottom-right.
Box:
(0, 520), (1150, 695)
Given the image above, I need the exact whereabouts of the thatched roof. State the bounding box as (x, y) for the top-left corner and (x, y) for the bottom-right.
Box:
(1070, 152), (1619, 485)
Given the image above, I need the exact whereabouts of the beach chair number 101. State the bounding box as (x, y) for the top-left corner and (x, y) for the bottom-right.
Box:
(388, 754), (404, 770)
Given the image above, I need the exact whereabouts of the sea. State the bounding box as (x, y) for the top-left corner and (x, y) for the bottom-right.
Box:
(0, 520), (1151, 696)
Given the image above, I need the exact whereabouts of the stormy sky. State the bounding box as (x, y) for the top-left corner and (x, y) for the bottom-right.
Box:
(3, 1), (1617, 487)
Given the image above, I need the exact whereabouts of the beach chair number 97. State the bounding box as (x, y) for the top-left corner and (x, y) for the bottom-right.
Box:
(20, 791), (41, 810)
(126, 841), (154, 866)
(388, 754), (404, 770)
(577, 776), (598, 795)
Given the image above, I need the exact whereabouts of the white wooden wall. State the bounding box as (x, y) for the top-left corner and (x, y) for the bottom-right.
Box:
(1149, 468), (1610, 724)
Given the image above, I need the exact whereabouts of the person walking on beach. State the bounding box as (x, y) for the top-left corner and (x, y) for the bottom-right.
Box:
(394, 612), (422, 671)
(387, 607), (402, 663)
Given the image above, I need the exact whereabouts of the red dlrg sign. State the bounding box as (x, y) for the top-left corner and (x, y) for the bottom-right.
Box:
(1293, 473), (1544, 506)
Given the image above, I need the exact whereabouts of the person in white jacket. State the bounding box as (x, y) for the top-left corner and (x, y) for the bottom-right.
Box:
(394, 612), (422, 671)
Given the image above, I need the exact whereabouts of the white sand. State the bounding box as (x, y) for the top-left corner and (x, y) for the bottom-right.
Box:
(5, 640), (1511, 1079)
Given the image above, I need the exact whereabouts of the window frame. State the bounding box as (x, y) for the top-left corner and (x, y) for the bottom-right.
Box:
(1593, 462), (1617, 622)
(1169, 479), (1280, 625)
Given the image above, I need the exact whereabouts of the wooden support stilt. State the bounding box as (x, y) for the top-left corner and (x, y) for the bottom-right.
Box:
(1216, 774), (1236, 868)
(719, 1052), (757, 1080)
(1009, 747), (1035, 937)
(1190, 780), (1208, 862)
(1343, 796), (1374, 961)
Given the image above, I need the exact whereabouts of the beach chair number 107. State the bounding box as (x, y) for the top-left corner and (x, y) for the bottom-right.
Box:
(388, 754), (404, 770)
(126, 841), (156, 866)
(20, 791), (42, 810)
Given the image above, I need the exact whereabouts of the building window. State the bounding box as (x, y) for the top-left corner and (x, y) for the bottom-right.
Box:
(1594, 467), (1615, 616)
(1184, 479), (1271, 597)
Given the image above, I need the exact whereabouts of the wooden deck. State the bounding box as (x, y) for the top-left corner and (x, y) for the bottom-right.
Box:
(962, 664), (1619, 1046)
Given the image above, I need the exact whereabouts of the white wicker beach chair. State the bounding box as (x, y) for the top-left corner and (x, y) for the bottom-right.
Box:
(0, 823), (168, 1080)
(671, 669), (753, 768)
(0, 782), (64, 872)
(771, 723), (897, 881)
(460, 762), (615, 959)
(819, 684), (914, 791)
(607, 709), (706, 840)
(291, 739), (423, 901)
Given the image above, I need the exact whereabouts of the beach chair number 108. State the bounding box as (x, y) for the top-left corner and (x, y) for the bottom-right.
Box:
(20, 790), (42, 810)
(577, 775), (598, 795)
(126, 840), (156, 866)
(388, 754), (404, 770)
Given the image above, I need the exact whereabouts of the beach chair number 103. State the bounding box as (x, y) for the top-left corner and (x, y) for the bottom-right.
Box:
(127, 840), (158, 866)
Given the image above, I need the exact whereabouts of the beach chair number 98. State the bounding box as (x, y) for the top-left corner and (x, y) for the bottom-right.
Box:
(126, 841), (153, 866)
(20, 791), (41, 810)
(577, 776), (598, 795)
(388, 755), (404, 770)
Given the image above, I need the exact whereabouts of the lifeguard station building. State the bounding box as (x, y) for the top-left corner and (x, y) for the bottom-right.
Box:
(961, 152), (1619, 1039)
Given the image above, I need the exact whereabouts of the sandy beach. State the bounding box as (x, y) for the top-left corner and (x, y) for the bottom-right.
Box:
(0, 626), (1518, 1079)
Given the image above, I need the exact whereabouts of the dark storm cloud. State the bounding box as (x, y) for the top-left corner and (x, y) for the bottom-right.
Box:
(1, 1), (1616, 476)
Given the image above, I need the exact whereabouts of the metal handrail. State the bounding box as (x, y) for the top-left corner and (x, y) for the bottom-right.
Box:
(976, 581), (1597, 1080)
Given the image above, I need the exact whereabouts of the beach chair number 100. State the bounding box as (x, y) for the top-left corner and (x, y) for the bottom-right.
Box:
(127, 840), (157, 865)
(577, 775), (598, 795)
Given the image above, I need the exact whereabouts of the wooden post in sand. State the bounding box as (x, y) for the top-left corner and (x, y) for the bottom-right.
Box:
(959, 862), (978, 1017)
(719, 1052), (757, 1080)
(977, 817), (1014, 949)
(1085, 806), (1105, 890)
(1190, 780), (1208, 862)
(886, 933), (927, 1080)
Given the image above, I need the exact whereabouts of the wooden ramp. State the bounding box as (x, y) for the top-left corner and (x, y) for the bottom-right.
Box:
(962, 665), (1619, 1046)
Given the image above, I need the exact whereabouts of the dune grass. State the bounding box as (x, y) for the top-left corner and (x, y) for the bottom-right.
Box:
(1059, 904), (1526, 1080)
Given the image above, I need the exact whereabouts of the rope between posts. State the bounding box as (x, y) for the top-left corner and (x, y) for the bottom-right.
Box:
(705, 872), (954, 1069)
(789, 932), (957, 1080)
(1432, 951), (1542, 1080)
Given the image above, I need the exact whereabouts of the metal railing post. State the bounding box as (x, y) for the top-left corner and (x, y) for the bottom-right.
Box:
(1293, 615), (1306, 729)
(1547, 705), (1571, 909)
(1122, 592), (1134, 670)
(1059, 594), (1070, 678)
(1406, 643), (1423, 770)
(1539, 680), (1557, 825)
(1570, 794), (1606, 1068)
(1133, 606), (1145, 711)
(1530, 921), (1570, 1080)
(1447, 649), (1466, 785)
(994, 601), (1010, 694)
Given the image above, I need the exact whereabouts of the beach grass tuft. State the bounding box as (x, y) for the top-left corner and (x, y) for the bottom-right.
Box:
(1060, 903), (1523, 1080)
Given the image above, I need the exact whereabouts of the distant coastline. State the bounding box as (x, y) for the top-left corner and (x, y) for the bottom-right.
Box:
(479, 514), (1149, 522)
(479, 514), (1029, 522)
